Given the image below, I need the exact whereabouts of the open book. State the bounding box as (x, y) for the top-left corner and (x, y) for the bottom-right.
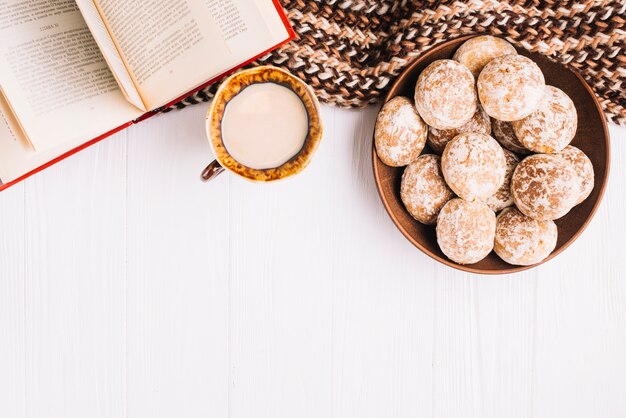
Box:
(0, 0), (293, 187)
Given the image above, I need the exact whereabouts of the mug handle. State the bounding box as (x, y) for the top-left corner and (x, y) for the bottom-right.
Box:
(201, 160), (225, 182)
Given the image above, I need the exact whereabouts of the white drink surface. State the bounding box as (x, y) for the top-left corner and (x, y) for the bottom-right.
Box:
(221, 82), (309, 170)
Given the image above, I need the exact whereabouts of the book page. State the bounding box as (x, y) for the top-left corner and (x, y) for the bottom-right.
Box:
(74, 0), (145, 110)
(0, 1), (143, 151)
(0, 92), (106, 184)
(94, 0), (290, 109)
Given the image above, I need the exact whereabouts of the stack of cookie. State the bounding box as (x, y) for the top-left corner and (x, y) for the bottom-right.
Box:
(374, 36), (594, 266)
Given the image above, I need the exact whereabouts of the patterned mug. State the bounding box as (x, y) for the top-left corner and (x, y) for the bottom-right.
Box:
(202, 66), (323, 182)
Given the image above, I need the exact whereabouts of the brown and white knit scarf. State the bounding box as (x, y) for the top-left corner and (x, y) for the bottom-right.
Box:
(169, 0), (626, 126)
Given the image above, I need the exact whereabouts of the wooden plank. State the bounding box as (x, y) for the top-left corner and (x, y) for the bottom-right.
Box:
(22, 134), (127, 418)
(0, 184), (25, 418)
(226, 106), (335, 418)
(330, 107), (434, 418)
(429, 269), (538, 418)
(125, 104), (229, 418)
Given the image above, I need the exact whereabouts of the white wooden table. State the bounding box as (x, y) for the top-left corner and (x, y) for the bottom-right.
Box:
(1, 103), (625, 418)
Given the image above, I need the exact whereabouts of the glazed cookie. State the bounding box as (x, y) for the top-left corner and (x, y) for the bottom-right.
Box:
(441, 132), (506, 201)
(557, 145), (594, 205)
(492, 119), (530, 154)
(436, 198), (496, 264)
(427, 107), (491, 154)
(400, 154), (455, 225)
(511, 154), (579, 221)
(374, 96), (428, 167)
(414, 59), (478, 130)
(513, 86), (577, 153)
(477, 55), (545, 121)
(453, 35), (517, 78)
(484, 149), (520, 212)
(494, 207), (558, 266)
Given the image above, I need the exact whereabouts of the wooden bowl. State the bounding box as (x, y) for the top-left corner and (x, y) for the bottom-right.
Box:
(372, 35), (611, 275)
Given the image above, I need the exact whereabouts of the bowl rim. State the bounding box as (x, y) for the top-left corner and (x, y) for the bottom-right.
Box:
(372, 34), (611, 275)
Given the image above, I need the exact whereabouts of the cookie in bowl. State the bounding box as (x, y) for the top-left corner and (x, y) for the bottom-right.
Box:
(453, 35), (517, 78)
(374, 96), (428, 167)
(441, 132), (506, 202)
(414, 59), (477, 129)
(511, 154), (579, 221)
(400, 154), (454, 225)
(513, 86), (578, 153)
(478, 55), (545, 121)
(436, 198), (496, 265)
(494, 207), (558, 266)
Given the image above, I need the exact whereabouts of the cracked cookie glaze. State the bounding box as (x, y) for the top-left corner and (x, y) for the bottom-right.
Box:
(453, 35), (518, 78)
(478, 55), (545, 121)
(494, 207), (558, 266)
(400, 154), (455, 225)
(511, 154), (578, 221)
(414, 59), (477, 130)
(441, 132), (506, 202)
(374, 96), (428, 167)
(436, 198), (496, 265)
(513, 86), (578, 153)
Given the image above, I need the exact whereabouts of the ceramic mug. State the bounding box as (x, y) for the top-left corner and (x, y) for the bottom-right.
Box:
(201, 66), (323, 182)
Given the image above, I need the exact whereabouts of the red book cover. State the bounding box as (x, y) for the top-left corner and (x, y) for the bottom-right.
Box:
(0, 0), (295, 192)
